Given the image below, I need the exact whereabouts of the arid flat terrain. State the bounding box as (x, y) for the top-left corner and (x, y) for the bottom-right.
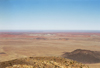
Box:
(0, 32), (100, 68)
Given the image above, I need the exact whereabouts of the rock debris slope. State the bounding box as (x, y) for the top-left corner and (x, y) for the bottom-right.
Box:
(0, 57), (89, 68)
(62, 49), (100, 63)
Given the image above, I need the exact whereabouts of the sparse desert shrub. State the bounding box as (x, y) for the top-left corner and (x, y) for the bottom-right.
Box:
(0, 57), (89, 68)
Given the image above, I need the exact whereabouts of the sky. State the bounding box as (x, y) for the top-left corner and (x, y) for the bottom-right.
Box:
(0, 0), (100, 30)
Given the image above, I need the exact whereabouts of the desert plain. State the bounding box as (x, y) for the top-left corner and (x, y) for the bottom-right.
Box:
(0, 31), (100, 68)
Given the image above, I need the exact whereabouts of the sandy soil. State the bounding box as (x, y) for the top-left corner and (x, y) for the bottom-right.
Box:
(86, 63), (100, 68)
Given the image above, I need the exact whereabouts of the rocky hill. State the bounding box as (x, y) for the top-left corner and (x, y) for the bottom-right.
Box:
(0, 57), (88, 68)
(62, 49), (100, 63)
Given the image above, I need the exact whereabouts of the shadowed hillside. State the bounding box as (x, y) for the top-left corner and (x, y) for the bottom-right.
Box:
(62, 49), (100, 63)
(0, 57), (88, 68)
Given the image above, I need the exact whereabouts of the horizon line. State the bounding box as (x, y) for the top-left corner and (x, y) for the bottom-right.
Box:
(0, 30), (100, 33)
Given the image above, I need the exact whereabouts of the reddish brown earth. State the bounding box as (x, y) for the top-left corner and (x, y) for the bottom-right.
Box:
(0, 32), (100, 68)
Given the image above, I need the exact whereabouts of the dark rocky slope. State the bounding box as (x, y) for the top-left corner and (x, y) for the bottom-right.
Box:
(62, 49), (100, 63)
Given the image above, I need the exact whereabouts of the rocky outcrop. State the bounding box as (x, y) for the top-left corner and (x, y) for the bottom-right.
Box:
(0, 57), (88, 68)
(62, 49), (100, 63)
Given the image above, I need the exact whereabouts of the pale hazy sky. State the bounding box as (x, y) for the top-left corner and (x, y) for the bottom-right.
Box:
(0, 0), (100, 30)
